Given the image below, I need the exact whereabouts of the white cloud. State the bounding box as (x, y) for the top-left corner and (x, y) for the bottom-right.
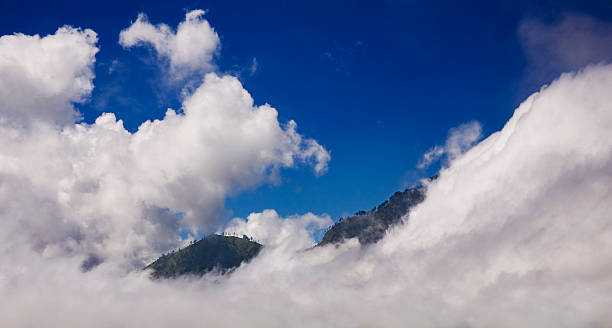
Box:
(0, 72), (330, 268)
(250, 57), (258, 75)
(119, 10), (220, 77)
(2, 13), (612, 328)
(418, 121), (482, 168)
(0, 16), (329, 269)
(224, 210), (331, 249)
(0, 26), (98, 126)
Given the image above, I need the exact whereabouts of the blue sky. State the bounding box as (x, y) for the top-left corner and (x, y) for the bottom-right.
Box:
(2, 0), (611, 226)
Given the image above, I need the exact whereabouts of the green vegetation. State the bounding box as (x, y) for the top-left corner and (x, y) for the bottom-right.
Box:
(145, 234), (262, 279)
(146, 178), (434, 278)
(318, 184), (427, 246)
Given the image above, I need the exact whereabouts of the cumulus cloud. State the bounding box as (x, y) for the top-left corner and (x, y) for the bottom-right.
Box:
(2, 13), (612, 328)
(519, 13), (612, 82)
(119, 10), (220, 76)
(224, 210), (332, 249)
(0, 26), (98, 126)
(418, 121), (482, 169)
(0, 17), (329, 269)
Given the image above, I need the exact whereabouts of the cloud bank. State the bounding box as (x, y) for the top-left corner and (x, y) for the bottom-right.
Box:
(1, 11), (612, 328)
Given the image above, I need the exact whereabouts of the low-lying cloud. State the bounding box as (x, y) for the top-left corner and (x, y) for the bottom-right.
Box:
(1, 11), (612, 328)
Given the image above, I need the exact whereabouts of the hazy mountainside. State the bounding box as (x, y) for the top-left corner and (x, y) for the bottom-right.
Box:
(318, 184), (427, 246)
(145, 234), (262, 279)
(146, 181), (429, 278)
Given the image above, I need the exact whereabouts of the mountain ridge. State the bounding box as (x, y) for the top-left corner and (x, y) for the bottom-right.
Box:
(145, 234), (262, 279)
(317, 184), (426, 246)
(145, 180), (431, 278)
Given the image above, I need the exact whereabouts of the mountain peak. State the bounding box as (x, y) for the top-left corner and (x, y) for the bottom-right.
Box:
(145, 234), (262, 279)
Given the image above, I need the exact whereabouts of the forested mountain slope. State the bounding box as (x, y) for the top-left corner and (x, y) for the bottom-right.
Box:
(145, 234), (262, 279)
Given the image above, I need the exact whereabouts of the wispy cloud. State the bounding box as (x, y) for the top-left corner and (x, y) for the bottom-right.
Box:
(321, 40), (363, 73)
(249, 57), (258, 75)
(418, 121), (482, 169)
(519, 13), (612, 82)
